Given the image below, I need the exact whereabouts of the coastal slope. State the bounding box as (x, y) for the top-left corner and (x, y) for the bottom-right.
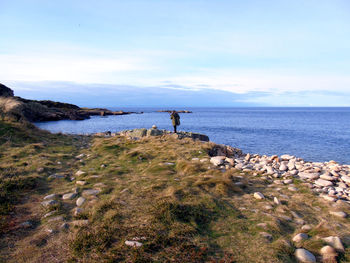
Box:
(1, 120), (350, 262)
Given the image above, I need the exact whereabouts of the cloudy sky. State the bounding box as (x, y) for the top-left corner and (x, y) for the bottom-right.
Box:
(1, 0), (350, 106)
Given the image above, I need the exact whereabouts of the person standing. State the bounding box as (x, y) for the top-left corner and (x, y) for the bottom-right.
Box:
(170, 110), (180, 133)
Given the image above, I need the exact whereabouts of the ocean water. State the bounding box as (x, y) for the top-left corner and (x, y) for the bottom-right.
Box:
(35, 107), (350, 164)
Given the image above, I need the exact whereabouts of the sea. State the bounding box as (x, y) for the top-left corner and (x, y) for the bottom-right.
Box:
(34, 107), (350, 164)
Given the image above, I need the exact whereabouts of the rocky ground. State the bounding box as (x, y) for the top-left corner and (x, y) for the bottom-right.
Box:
(1, 121), (350, 262)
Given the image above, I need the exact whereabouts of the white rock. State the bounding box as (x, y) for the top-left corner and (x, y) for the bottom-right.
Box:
(75, 170), (86, 176)
(329, 211), (347, 218)
(295, 248), (316, 263)
(76, 197), (86, 207)
(43, 194), (57, 200)
(254, 192), (265, 200)
(315, 179), (333, 187)
(288, 187), (298, 192)
(299, 172), (320, 180)
(279, 163), (288, 171)
(281, 154), (295, 161)
(82, 189), (100, 196)
(41, 200), (58, 207)
(341, 175), (350, 183)
(292, 233), (308, 243)
(62, 193), (77, 200)
(320, 174), (334, 181)
(322, 236), (345, 252)
(125, 240), (143, 247)
(210, 156), (226, 166)
(288, 162), (296, 171)
(274, 197), (281, 205)
(301, 225), (312, 231)
(76, 180), (86, 185)
(283, 179), (293, 184)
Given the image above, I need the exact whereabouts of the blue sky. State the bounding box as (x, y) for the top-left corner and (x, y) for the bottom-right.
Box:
(1, 0), (350, 106)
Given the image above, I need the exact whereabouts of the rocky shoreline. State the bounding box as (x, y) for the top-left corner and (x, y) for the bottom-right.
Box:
(210, 148), (350, 204)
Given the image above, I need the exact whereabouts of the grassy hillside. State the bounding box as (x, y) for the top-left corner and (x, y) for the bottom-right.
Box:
(0, 120), (350, 262)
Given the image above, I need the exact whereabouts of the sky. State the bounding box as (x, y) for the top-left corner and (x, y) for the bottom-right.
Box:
(1, 0), (350, 107)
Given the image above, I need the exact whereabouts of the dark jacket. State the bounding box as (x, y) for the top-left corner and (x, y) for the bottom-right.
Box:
(170, 112), (180, 126)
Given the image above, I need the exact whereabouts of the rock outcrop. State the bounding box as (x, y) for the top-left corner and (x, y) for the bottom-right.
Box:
(0, 83), (139, 122)
(0, 83), (14, 97)
(96, 127), (210, 142)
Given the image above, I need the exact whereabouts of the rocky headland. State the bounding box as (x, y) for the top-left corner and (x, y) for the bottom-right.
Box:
(0, 83), (140, 122)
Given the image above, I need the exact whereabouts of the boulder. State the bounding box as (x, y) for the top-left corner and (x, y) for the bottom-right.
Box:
(315, 179), (333, 187)
(293, 233), (308, 243)
(299, 172), (319, 180)
(210, 156), (226, 166)
(322, 236), (345, 252)
(76, 197), (86, 207)
(254, 192), (265, 200)
(329, 211), (347, 218)
(62, 193), (77, 200)
(294, 248), (316, 263)
(341, 175), (350, 184)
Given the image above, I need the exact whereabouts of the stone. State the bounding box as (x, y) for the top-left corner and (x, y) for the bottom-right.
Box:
(322, 236), (344, 252)
(62, 193), (77, 200)
(288, 162), (296, 171)
(48, 216), (64, 222)
(294, 248), (316, 263)
(341, 175), (350, 184)
(279, 163), (288, 171)
(76, 197), (86, 207)
(320, 174), (334, 181)
(43, 194), (57, 200)
(301, 225), (312, 232)
(281, 154), (295, 161)
(293, 233), (308, 243)
(125, 240), (143, 247)
(245, 153), (251, 161)
(82, 189), (100, 196)
(329, 211), (347, 218)
(75, 170), (86, 176)
(320, 245), (337, 261)
(225, 158), (235, 166)
(264, 205), (273, 210)
(274, 197), (281, 205)
(41, 200), (58, 207)
(152, 125), (157, 129)
(254, 192), (265, 200)
(299, 172), (319, 180)
(210, 156), (226, 166)
(283, 179), (293, 184)
(288, 186), (298, 192)
(315, 179), (333, 187)
(43, 211), (55, 218)
(76, 180), (86, 186)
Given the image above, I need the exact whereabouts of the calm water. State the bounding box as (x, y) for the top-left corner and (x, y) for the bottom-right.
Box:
(35, 107), (350, 164)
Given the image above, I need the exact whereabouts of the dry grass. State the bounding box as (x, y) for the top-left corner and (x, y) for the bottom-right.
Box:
(1, 121), (350, 262)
